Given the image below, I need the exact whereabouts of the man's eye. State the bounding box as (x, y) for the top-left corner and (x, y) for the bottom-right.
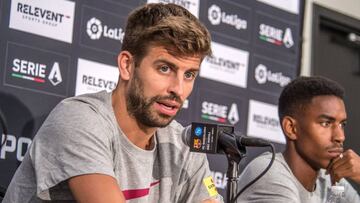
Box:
(340, 122), (347, 129)
(184, 71), (196, 80)
(159, 65), (170, 73)
(320, 121), (330, 127)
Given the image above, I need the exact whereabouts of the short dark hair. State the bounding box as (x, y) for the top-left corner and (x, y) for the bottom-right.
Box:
(278, 76), (345, 121)
(122, 3), (212, 66)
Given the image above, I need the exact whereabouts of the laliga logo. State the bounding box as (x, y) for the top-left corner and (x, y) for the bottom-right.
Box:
(208, 5), (221, 25)
(87, 17), (102, 40)
(208, 4), (247, 30)
(86, 17), (125, 41)
(255, 64), (291, 87)
(255, 64), (267, 84)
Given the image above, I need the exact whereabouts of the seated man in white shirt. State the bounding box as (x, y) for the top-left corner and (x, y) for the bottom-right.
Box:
(237, 76), (360, 202)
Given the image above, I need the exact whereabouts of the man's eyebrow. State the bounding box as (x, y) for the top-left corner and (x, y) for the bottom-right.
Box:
(154, 59), (178, 69)
(318, 114), (336, 122)
(154, 59), (200, 71)
(318, 114), (347, 123)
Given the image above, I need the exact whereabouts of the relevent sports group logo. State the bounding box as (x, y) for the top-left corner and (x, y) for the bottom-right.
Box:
(75, 58), (119, 95)
(257, 0), (299, 14)
(200, 42), (249, 88)
(9, 0), (75, 43)
(247, 100), (285, 143)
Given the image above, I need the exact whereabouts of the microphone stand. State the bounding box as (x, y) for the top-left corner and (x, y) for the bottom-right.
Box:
(218, 131), (246, 203)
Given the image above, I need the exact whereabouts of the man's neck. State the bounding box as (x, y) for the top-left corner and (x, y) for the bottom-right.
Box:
(112, 90), (156, 150)
(283, 148), (319, 192)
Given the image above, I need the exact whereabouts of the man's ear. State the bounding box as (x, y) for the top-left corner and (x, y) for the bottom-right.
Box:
(117, 51), (133, 81)
(282, 116), (298, 141)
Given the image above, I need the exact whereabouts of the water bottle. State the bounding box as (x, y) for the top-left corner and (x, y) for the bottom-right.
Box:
(326, 185), (345, 203)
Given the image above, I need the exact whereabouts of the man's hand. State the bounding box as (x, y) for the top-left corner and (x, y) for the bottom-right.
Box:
(327, 149), (360, 185)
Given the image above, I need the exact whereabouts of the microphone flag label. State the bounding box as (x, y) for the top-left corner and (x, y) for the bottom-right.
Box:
(190, 122), (219, 154)
(203, 176), (219, 197)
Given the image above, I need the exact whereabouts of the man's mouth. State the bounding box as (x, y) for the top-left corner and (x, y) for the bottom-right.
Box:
(327, 147), (344, 158)
(155, 100), (181, 116)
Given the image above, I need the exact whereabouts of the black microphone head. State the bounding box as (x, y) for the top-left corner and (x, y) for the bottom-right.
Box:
(181, 122), (220, 154)
(181, 125), (192, 147)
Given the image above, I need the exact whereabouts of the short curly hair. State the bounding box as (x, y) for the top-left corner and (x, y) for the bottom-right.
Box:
(122, 3), (212, 67)
(278, 76), (345, 121)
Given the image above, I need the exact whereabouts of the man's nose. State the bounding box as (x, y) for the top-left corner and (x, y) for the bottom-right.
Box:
(168, 75), (184, 98)
(332, 124), (345, 144)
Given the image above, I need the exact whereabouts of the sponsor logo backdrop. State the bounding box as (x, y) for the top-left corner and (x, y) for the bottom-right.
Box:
(0, 0), (304, 199)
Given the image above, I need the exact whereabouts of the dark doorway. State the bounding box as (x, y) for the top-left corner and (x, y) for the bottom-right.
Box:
(313, 4), (360, 192)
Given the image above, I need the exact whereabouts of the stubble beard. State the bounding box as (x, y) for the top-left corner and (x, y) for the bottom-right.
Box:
(126, 70), (182, 128)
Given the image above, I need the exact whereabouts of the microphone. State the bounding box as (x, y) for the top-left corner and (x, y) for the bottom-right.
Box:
(233, 131), (270, 147)
(182, 122), (275, 202)
(182, 122), (270, 155)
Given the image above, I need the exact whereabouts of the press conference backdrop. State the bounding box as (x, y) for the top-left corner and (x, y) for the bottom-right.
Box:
(0, 0), (304, 197)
